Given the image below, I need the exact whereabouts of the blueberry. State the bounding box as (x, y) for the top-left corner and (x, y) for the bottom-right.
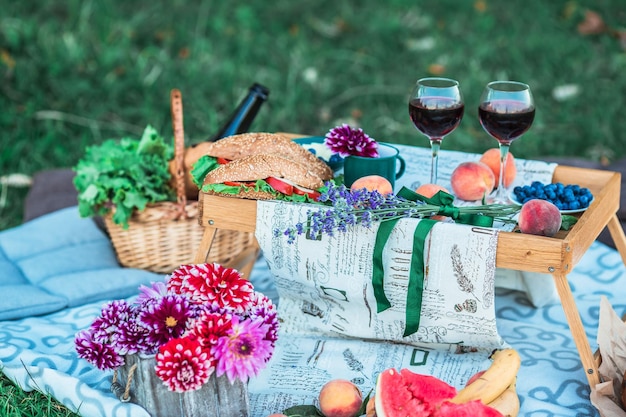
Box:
(569, 201), (581, 210)
(578, 195), (589, 207)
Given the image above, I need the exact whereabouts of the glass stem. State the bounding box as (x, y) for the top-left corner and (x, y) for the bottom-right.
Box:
(430, 139), (441, 184)
(495, 143), (510, 202)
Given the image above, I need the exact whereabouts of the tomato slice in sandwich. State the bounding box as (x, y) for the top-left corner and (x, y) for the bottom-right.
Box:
(223, 180), (255, 187)
(293, 185), (321, 201)
(216, 157), (231, 165)
(266, 177), (294, 196)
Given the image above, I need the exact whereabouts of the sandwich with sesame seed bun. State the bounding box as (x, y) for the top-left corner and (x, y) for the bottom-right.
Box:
(188, 133), (333, 202)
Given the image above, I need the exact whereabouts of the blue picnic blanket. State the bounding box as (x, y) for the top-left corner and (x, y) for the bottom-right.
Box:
(0, 206), (624, 416)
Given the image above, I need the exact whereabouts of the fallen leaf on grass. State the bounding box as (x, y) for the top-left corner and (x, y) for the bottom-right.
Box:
(577, 9), (606, 35)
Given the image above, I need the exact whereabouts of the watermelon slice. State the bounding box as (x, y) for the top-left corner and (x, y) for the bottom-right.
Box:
(375, 368), (504, 417)
(375, 368), (457, 417)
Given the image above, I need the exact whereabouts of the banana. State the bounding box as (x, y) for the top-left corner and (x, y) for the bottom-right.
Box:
(450, 348), (521, 405)
(486, 380), (520, 417)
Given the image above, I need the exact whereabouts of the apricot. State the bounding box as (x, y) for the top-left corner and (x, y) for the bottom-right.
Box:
(318, 379), (363, 417)
(365, 395), (376, 417)
(415, 183), (450, 198)
(450, 161), (495, 201)
(479, 148), (517, 188)
(350, 175), (393, 195)
(518, 199), (562, 237)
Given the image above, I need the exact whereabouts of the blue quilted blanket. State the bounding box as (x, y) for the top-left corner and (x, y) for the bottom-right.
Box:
(1, 206), (624, 416)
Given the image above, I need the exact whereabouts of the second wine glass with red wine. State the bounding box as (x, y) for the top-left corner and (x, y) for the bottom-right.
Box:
(408, 77), (464, 185)
(478, 81), (535, 204)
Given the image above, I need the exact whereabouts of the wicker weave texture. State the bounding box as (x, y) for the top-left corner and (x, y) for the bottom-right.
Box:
(103, 89), (257, 274)
(104, 201), (255, 274)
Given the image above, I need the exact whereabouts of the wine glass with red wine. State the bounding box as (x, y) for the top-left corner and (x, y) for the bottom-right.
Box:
(409, 77), (464, 185)
(478, 81), (535, 204)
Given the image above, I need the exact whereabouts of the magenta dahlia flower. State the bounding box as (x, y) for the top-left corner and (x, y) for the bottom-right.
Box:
(167, 263), (254, 313)
(213, 317), (274, 383)
(138, 294), (195, 348)
(75, 329), (125, 370)
(155, 336), (215, 392)
(90, 300), (133, 343)
(246, 292), (279, 347)
(113, 313), (151, 355)
(325, 124), (378, 158)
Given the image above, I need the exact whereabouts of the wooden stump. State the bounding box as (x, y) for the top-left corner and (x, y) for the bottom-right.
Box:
(115, 353), (249, 417)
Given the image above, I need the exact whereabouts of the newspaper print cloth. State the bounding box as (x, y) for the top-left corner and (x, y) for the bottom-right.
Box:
(255, 200), (507, 349)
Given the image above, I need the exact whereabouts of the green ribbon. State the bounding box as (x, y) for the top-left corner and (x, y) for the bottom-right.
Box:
(371, 187), (496, 337)
(372, 219), (399, 313)
(397, 187), (495, 227)
(404, 219), (437, 336)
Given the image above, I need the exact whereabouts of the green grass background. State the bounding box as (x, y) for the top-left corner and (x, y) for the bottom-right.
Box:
(0, 0), (625, 415)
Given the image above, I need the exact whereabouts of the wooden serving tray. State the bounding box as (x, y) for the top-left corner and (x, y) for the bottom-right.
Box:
(193, 164), (626, 388)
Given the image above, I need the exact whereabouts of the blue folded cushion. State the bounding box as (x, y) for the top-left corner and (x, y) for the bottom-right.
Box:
(0, 285), (68, 321)
(0, 207), (162, 320)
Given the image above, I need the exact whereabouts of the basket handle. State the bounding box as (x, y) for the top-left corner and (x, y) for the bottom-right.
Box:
(170, 89), (187, 209)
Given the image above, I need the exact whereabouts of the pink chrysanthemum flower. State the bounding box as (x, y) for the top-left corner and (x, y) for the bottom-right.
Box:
(325, 124), (378, 158)
(213, 317), (274, 383)
(90, 300), (133, 343)
(155, 336), (215, 392)
(246, 292), (279, 348)
(136, 281), (168, 307)
(75, 329), (125, 370)
(191, 310), (234, 348)
(167, 263), (254, 313)
(138, 294), (195, 347)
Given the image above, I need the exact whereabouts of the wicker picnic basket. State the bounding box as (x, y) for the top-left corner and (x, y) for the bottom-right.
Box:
(104, 89), (256, 274)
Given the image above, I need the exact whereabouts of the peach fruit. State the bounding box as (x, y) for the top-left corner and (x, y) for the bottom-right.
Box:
(415, 183), (450, 198)
(365, 394), (376, 417)
(479, 148), (517, 188)
(266, 414), (288, 417)
(318, 379), (363, 417)
(415, 184), (451, 221)
(450, 161), (496, 201)
(518, 199), (562, 237)
(350, 175), (393, 195)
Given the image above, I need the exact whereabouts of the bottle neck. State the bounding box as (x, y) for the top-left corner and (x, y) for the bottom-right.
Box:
(210, 83), (270, 141)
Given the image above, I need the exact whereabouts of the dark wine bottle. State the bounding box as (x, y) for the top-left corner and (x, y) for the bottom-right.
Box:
(209, 83), (270, 141)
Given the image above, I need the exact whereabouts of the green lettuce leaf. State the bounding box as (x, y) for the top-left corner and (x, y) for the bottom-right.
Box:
(73, 125), (175, 229)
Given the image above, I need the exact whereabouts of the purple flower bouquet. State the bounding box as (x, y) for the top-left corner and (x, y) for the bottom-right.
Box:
(75, 263), (279, 415)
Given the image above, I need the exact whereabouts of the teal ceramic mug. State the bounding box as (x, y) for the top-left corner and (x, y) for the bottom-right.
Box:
(343, 143), (406, 190)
